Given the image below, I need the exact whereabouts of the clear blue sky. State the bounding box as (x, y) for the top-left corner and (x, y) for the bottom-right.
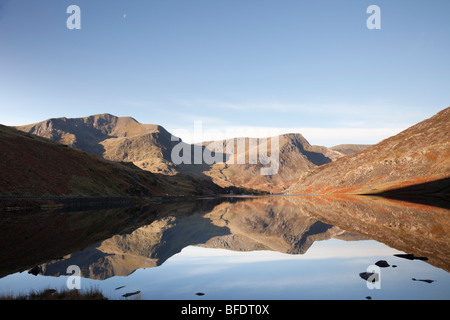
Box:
(1, 0), (449, 146)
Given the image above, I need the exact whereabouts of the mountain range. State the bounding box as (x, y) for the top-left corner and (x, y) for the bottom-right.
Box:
(3, 106), (449, 198)
(13, 113), (368, 194)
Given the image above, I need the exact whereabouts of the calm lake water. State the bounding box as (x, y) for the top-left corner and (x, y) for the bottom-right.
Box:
(0, 195), (449, 300)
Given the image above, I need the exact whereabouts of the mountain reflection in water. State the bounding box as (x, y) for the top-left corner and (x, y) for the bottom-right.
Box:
(0, 195), (449, 299)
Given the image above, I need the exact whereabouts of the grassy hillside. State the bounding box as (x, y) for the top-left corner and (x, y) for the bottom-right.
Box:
(287, 107), (450, 195)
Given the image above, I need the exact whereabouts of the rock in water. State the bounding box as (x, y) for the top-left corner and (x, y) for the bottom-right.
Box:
(375, 260), (390, 268)
(28, 266), (41, 276)
(412, 278), (435, 284)
(360, 272), (378, 282)
(122, 291), (141, 298)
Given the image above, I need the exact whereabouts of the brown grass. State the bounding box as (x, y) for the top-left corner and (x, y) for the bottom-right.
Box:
(1, 287), (108, 300)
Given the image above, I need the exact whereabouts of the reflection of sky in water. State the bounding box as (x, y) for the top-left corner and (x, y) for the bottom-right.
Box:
(1, 239), (449, 300)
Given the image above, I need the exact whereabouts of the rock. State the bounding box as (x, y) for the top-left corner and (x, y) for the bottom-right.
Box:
(375, 260), (390, 268)
(28, 266), (41, 276)
(412, 278), (435, 284)
(359, 272), (378, 282)
(122, 290), (141, 298)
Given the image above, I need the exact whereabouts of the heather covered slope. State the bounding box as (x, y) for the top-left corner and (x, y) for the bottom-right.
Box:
(286, 107), (450, 195)
(0, 124), (220, 197)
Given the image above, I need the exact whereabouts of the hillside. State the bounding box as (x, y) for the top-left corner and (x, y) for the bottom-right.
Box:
(286, 107), (450, 195)
(0, 124), (221, 197)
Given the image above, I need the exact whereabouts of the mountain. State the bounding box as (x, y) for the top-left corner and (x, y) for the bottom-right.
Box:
(16, 113), (345, 193)
(16, 113), (180, 175)
(286, 107), (450, 195)
(200, 133), (343, 193)
(0, 124), (221, 198)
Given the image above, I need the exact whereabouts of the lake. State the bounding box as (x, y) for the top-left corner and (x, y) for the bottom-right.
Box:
(0, 195), (449, 301)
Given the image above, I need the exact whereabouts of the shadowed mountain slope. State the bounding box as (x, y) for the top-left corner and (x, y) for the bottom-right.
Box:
(0, 124), (221, 197)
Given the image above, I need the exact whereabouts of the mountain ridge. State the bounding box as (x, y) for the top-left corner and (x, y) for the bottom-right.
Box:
(15, 107), (448, 197)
